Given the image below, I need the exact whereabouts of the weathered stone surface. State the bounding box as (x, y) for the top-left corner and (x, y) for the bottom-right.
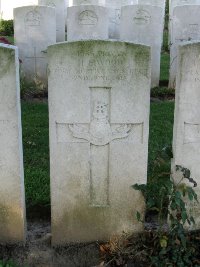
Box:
(120, 5), (163, 88)
(0, 0), (38, 19)
(38, 0), (65, 42)
(14, 6), (56, 87)
(105, 0), (137, 39)
(169, 0), (200, 17)
(0, 44), (26, 243)
(169, 5), (200, 88)
(72, 0), (105, 5)
(48, 40), (151, 244)
(67, 5), (109, 41)
(172, 41), (200, 229)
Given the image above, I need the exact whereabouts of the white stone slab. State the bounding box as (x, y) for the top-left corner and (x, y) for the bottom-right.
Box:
(169, 5), (200, 88)
(172, 41), (200, 229)
(72, 0), (105, 5)
(48, 40), (151, 244)
(0, 0), (38, 20)
(67, 5), (109, 41)
(14, 6), (56, 87)
(38, 0), (65, 42)
(0, 44), (26, 243)
(105, 0), (138, 39)
(120, 5), (163, 88)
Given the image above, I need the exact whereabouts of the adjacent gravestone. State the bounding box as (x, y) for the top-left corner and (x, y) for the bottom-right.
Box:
(169, 5), (200, 88)
(0, 44), (26, 243)
(105, 0), (137, 39)
(72, 0), (105, 5)
(172, 41), (200, 228)
(14, 6), (56, 87)
(48, 40), (151, 244)
(120, 5), (163, 88)
(67, 5), (109, 41)
(38, 0), (65, 42)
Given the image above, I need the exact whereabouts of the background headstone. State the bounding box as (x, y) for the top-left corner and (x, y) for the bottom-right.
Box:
(172, 41), (200, 228)
(38, 0), (65, 42)
(14, 6), (56, 87)
(0, 44), (26, 243)
(71, 0), (105, 5)
(120, 5), (163, 88)
(67, 5), (109, 41)
(48, 40), (151, 244)
(105, 0), (137, 39)
(169, 5), (200, 88)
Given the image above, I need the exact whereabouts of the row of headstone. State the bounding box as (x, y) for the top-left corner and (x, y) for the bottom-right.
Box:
(1, 39), (200, 244)
(169, 1), (200, 88)
(13, 2), (165, 88)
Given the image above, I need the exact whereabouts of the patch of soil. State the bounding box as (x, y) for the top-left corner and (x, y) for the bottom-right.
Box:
(0, 220), (101, 267)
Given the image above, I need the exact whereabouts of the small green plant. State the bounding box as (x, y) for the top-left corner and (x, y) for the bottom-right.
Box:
(133, 163), (198, 267)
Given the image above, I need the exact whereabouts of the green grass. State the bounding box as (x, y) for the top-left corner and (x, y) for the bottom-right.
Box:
(22, 102), (49, 208)
(160, 53), (170, 82)
(148, 101), (174, 180)
(21, 101), (175, 208)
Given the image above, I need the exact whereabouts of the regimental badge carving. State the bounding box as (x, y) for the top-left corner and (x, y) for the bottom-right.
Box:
(25, 10), (41, 26)
(46, 1), (56, 7)
(133, 9), (151, 25)
(69, 101), (132, 146)
(78, 10), (98, 25)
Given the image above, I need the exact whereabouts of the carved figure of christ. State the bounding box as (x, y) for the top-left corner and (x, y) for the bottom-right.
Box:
(56, 87), (143, 207)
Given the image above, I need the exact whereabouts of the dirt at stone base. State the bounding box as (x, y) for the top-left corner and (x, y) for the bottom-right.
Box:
(0, 220), (101, 267)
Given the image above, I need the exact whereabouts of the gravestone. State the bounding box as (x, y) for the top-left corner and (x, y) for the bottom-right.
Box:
(67, 5), (109, 41)
(72, 0), (105, 5)
(120, 5), (163, 88)
(172, 41), (200, 229)
(38, 0), (65, 42)
(169, 5), (200, 88)
(48, 40), (151, 244)
(14, 6), (56, 87)
(0, 44), (26, 243)
(169, 0), (200, 56)
(105, 0), (137, 39)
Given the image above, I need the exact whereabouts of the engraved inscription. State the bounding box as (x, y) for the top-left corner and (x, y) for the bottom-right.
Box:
(80, 0), (92, 3)
(133, 9), (151, 25)
(25, 10), (41, 26)
(184, 122), (200, 144)
(78, 10), (98, 25)
(188, 24), (199, 39)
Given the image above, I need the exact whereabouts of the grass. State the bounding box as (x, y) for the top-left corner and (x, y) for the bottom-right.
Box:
(22, 102), (50, 208)
(21, 101), (175, 209)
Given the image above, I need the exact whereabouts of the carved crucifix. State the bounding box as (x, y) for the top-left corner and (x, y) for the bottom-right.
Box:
(56, 87), (143, 207)
(25, 47), (46, 79)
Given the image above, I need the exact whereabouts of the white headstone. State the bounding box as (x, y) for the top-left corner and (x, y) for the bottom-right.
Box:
(172, 41), (200, 228)
(67, 5), (109, 41)
(38, 0), (65, 42)
(169, 5), (200, 88)
(169, 0), (200, 17)
(0, 0), (38, 20)
(14, 6), (56, 87)
(72, 0), (105, 5)
(48, 40), (151, 244)
(0, 44), (26, 243)
(105, 0), (137, 39)
(120, 5), (163, 88)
